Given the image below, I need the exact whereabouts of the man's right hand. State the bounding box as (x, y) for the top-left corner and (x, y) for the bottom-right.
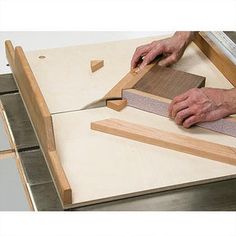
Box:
(131, 32), (195, 70)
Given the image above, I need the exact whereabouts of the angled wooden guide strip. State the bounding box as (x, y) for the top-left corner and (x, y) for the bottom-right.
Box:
(5, 40), (72, 205)
(91, 118), (236, 166)
(104, 62), (157, 99)
(122, 89), (236, 138)
(194, 32), (236, 87)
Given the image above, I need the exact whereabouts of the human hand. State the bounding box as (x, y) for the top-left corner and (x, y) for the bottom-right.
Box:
(131, 32), (195, 70)
(168, 87), (236, 128)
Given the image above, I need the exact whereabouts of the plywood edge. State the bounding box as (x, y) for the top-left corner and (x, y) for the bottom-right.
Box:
(65, 173), (236, 209)
(104, 62), (157, 99)
(5, 40), (72, 205)
(91, 118), (236, 166)
(123, 89), (236, 138)
(125, 88), (171, 104)
(194, 32), (236, 87)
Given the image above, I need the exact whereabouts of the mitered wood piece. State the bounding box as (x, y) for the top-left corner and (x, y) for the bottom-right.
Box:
(133, 64), (206, 99)
(194, 32), (236, 87)
(91, 118), (236, 166)
(5, 40), (72, 205)
(107, 99), (127, 111)
(90, 60), (104, 72)
(123, 89), (236, 138)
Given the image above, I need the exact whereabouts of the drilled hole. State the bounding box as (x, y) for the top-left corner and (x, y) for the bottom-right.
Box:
(39, 56), (46, 59)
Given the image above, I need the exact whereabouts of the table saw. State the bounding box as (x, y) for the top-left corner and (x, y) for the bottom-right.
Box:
(1, 31), (236, 211)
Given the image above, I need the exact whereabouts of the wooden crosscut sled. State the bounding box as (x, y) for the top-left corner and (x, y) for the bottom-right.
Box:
(5, 32), (236, 209)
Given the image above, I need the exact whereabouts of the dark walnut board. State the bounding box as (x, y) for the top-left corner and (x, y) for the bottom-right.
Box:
(133, 64), (206, 99)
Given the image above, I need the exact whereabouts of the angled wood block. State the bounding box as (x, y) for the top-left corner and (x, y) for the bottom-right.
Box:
(90, 60), (104, 72)
(123, 89), (236, 138)
(133, 64), (206, 99)
(91, 118), (236, 166)
(107, 99), (127, 111)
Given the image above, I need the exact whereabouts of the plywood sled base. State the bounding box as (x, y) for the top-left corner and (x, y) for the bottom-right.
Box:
(53, 106), (236, 208)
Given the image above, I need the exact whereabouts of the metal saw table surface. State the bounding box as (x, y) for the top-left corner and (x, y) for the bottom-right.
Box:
(1, 32), (236, 210)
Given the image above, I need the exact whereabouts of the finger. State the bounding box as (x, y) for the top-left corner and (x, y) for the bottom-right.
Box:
(175, 108), (193, 125)
(168, 92), (190, 117)
(158, 54), (178, 67)
(183, 115), (201, 128)
(139, 45), (164, 69)
(131, 45), (151, 69)
(171, 100), (189, 118)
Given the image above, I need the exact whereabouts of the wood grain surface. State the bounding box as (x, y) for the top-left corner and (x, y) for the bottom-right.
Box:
(133, 64), (206, 99)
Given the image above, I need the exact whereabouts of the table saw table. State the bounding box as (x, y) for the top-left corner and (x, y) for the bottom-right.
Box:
(1, 32), (236, 211)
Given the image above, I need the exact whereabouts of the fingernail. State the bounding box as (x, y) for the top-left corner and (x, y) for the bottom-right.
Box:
(158, 61), (164, 66)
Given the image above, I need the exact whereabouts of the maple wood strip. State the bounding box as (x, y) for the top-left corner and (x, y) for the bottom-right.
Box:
(47, 151), (72, 205)
(123, 89), (236, 138)
(91, 118), (236, 166)
(5, 40), (15, 67)
(194, 32), (236, 87)
(104, 63), (156, 99)
(107, 99), (127, 111)
(5, 41), (72, 205)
